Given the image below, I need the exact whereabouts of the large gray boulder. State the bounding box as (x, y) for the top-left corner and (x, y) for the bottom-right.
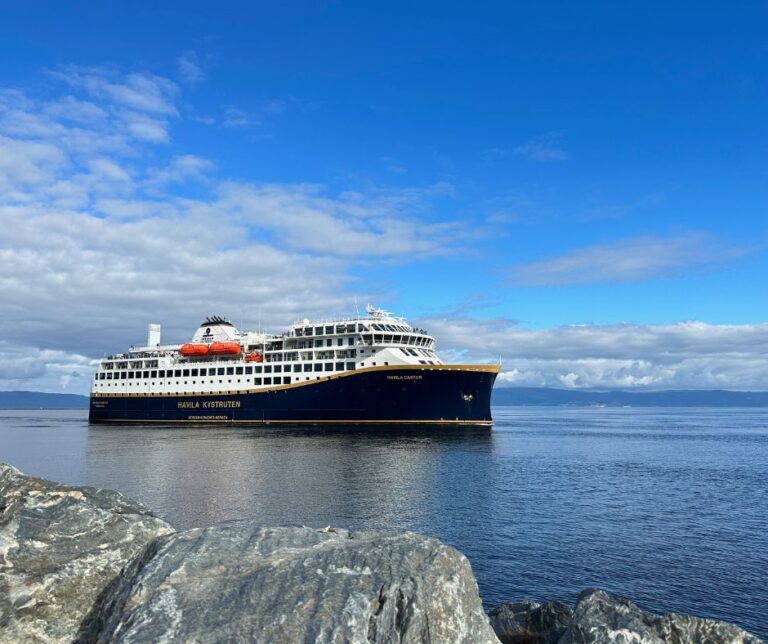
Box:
(0, 464), (173, 644)
(560, 588), (762, 644)
(77, 523), (500, 644)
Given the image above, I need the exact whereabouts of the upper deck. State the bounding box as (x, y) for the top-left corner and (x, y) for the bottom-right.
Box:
(91, 305), (444, 396)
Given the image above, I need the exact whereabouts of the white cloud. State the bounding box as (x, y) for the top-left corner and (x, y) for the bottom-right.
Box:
(0, 136), (68, 195)
(51, 67), (178, 115)
(214, 181), (465, 257)
(508, 233), (749, 286)
(222, 106), (257, 128)
(87, 158), (132, 183)
(420, 316), (768, 390)
(146, 155), (215, 187)
(513, 132), (569, 162)
(0, 343), (95, 392)
(177, 50), (205, 84)
(0, 70), (178, 158)
(221, 101), (286, 129)
(379, 156), (407, 174)
(119, 110), (172, 142)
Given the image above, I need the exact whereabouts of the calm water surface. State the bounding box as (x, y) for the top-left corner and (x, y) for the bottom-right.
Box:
(1, 407), (766, 637)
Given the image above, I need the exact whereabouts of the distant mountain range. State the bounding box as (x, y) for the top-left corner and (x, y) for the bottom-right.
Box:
(0, 391), (89, 409)
(2, 388), (768, 410)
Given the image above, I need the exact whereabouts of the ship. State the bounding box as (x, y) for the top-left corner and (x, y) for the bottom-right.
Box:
(89, 305), (499, 426)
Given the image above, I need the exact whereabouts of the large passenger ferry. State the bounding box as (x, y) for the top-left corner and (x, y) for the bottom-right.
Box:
(89, 305), (499, 425)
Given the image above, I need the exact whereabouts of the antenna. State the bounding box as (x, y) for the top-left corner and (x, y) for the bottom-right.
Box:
(354, 297), (360, 318)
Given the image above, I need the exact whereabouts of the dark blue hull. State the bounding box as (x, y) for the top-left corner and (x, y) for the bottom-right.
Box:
(89, 365), (499, 426)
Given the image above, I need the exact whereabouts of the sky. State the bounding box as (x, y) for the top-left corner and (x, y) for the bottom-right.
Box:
(0, 1), (767, 393)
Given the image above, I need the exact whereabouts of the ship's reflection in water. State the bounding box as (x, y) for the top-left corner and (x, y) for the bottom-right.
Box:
(85, 425), (496, 534)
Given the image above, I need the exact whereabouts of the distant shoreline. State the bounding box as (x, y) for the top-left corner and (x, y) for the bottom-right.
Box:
(3, 388), (768, 410)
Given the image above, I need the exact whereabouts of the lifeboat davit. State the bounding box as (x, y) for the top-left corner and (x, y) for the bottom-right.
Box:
(245, 351), (263, 363)
(209, 341), (241, 355)
(179, 343), (209, 357)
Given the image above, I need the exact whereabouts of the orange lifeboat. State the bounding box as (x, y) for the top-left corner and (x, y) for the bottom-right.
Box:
(209, 341), (241, 355)
(179, 343), (209, 357)
(245, 351), (263, 363)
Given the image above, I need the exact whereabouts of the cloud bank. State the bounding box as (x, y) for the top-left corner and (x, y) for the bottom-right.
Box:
(422, 316), (768, 390)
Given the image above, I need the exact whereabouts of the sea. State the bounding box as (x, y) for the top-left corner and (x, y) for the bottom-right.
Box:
(1, 406), (766, 638)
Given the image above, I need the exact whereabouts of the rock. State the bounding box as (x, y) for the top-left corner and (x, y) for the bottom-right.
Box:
(559, 589), (663, 644)
(526, 601), (574, 644)
(489, 600), (541, 642)
(0, 463), (173, 644)
(489, 599), (572, 644)
(76, 523), (500, 644)
(656, 613), (763, 644)
(559, 588), (762, 644)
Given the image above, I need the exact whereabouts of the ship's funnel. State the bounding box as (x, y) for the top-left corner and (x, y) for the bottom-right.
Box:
(147, 323), (161, 347)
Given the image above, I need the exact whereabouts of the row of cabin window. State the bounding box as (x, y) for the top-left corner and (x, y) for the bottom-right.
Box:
(96, 376), (295, 388)
(290, 335), (428, 350)
(291, 337), (356, 349)
(294, 323), (364, 337)
(97, 362), (357, 380)
(369, 323), (411, 333)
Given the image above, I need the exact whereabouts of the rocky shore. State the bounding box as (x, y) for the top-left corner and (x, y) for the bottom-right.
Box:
(1, 463), (762, 643)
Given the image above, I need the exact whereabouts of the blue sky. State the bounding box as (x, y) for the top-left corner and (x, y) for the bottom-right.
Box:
(0, 1), (766, 391)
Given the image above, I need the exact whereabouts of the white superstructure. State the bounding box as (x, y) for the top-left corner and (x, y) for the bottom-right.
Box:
(91, 305), (443, 396)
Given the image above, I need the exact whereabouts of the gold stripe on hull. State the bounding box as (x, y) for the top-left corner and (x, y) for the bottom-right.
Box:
(90, 418), (494, 426)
